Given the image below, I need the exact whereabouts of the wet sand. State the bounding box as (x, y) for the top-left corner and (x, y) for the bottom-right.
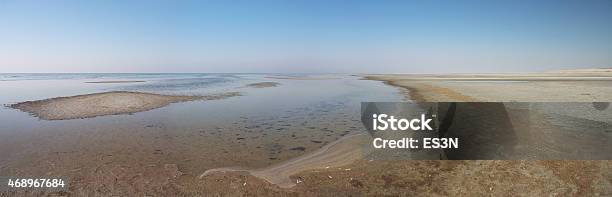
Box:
(200, 133), (370, 188)
(9, 91), (241, 120)
(0, 99), (366, 196)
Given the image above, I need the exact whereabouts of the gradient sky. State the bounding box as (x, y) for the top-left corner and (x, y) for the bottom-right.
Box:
(1, 0), (611, 73)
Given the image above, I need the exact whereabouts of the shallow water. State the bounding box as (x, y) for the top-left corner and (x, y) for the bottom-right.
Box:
(0, 74), (401, 178)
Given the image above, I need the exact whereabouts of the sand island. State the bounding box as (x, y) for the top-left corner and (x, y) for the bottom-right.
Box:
(84, 80), (146, 83)
(244, 82), (281, 88)
(9, 91), (241, 120)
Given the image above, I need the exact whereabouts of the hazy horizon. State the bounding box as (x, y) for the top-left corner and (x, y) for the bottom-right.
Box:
(1, 68), (611, 75)
(1, 0), (611, 73)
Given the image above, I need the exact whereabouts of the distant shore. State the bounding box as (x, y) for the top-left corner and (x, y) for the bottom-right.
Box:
(364, 69), (612, 102)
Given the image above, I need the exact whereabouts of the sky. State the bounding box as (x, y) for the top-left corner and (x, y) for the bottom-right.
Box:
(1, 0), (611, 73)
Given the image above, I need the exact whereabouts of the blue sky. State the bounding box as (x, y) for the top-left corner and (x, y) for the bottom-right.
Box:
(1, 0), (611, 73)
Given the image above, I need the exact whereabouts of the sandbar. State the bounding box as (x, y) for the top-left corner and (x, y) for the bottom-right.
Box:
(244, 82), (280, 88)
(85, 80), (146, 83)
(9, 91), (241, 120)
(265, 75), (340, 80)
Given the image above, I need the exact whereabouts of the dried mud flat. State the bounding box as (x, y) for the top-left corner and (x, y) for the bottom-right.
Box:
(8, 91), (241, 120)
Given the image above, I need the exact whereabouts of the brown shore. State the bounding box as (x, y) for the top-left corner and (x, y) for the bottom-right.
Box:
(9, 91), (241, 120)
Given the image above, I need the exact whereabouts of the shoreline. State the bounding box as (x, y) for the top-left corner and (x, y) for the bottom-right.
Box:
(197, 70), (612, 190)
(364, 71), (612, 102)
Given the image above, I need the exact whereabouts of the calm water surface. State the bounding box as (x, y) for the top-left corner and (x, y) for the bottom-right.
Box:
(0, 74), (402, 177)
